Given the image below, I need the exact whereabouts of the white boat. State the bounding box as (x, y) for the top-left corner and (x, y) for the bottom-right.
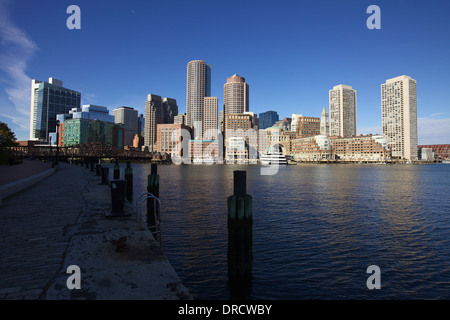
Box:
(259, 153), (288, 165)
(442, 160), (450, 164)
(192, 156), (216, 164)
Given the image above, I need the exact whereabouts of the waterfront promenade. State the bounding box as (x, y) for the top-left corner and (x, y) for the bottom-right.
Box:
(0, 159), (192, 300)
(0, 159), (52, 187)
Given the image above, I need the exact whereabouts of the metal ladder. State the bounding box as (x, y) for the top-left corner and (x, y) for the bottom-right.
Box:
(136, 192), (162, 247)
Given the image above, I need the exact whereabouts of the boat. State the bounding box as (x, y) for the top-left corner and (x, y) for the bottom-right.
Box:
(192, 156), (216, 164)
(442, 160), (450, 164)
(259, 153), (288, 165)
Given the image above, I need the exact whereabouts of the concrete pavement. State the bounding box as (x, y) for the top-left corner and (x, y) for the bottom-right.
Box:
(0, 158), (52, 186)
(0, 159), (55, 206)
(0, 161), (192, 300)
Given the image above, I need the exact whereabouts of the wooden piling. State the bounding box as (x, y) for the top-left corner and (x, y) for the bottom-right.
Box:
(96, 163), (102, 176)
(101, 167), (109, 185)
(108, 179), (130, 218)
(124, 161), (133, 203)
(113, 160), (120, 180)
(147, 163), (160, 239)
(227, 169), (253, 299)
(227, 170), (253, 223)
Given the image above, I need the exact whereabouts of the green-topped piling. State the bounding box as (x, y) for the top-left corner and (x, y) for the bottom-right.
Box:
(101, 167), (109, 185)
(147, 164), (160, 240)
(124, 161), (133, 203)
(113, 159), (120, 180)
(227, 170), (253, 299)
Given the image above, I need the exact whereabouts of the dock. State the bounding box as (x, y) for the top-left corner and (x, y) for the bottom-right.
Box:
(0, 159), (192, 300)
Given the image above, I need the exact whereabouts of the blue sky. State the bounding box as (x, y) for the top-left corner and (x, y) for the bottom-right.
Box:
(1, 0), (449, 144)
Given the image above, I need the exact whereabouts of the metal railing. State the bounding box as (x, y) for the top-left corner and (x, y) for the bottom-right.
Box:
(136, 192), (162, 247)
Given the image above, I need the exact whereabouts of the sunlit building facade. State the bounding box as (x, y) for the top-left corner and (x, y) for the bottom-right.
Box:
(381, 75), (418, 160)
(329, 84), (357, 137)
(29, 77), (81, 143)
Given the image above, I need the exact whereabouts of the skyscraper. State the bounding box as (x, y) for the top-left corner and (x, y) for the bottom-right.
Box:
(186, 60), (211, 139)
(381, 75), (418, 160)
(162, 98), (178, 124)
(320, 107), (330, 136)
(223, 74), (249, 115)
(137, 114), (145, 136)
(144, 94), (161, 151)
(329, 84), (357, 137)
(113, 106), (138, 147)
(29, 77), (81, 142)
(144, 94), (179, 151)
(259, 111), (279, 129)
(203, 97), (218, 140)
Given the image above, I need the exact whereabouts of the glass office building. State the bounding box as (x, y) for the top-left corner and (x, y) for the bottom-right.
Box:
(259, 111), (279, 129)
(29, 77), (81, 143)
(60, 118), (124, 148)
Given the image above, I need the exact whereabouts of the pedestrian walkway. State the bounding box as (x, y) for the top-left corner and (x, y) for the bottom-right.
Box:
(0, 158), (52, 186)
(0, 161), (192, 300)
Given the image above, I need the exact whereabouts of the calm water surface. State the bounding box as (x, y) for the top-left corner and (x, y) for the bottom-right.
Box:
(122, 163), (450, 299)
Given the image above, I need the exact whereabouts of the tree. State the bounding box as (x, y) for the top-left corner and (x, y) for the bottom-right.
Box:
(0, 121), (18, 164)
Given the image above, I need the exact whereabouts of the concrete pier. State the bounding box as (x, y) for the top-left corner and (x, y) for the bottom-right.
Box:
(0, 160), (192, 300)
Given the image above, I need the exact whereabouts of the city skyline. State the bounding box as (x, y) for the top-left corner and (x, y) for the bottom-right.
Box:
(0, 0), (449, 144)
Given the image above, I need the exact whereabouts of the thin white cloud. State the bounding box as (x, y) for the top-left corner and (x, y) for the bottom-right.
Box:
(358, 126), (382, 135)
(0, 111), (29, 129)
(81, 93), (98, 106)
(0, 0), (38, 131)
(418, 118), (450, 145)
(358, 118), (450, 145)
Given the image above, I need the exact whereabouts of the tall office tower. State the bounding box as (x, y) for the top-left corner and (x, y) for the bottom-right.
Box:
(29, 77), (81, 142)
(223, 74), (249, 116)
(137, 114), (145, 136)
(381, 75), (418, 160)
(144, 94), (162, 152)
(186, 60), (211, 139)
(113, 106), (138, 147)
(329, 84), (357, 137)
(259, 110), (279, 129)
(144, 94), (179, 151)
(203, 97), (218, 140)
(291, 114), (303, 132)
(162, 97), (178, 124)
(320, 107), (330, 136)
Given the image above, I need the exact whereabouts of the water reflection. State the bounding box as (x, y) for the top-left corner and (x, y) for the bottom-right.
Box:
(227, 221), (253, 300)
(125, 163), (450, 299)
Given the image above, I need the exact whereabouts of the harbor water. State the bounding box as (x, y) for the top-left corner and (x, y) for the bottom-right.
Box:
(122, 163), (450, 299)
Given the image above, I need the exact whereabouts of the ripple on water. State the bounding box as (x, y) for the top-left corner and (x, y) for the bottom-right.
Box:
(129, 163), (450, 299)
